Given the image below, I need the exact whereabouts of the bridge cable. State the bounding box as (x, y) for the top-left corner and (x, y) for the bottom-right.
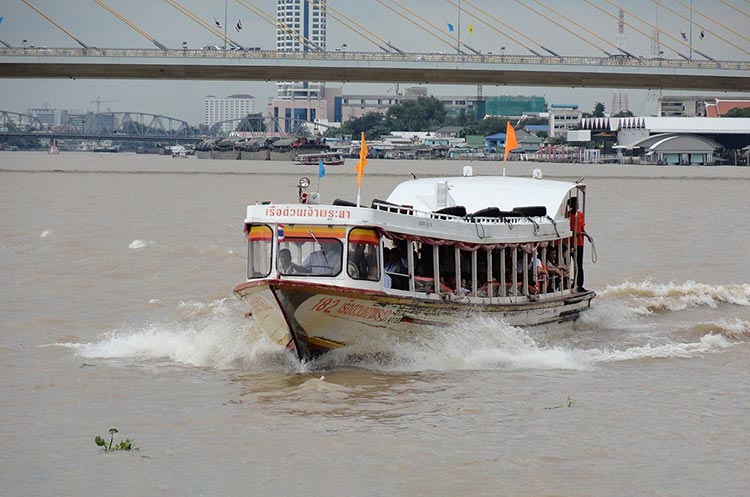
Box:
(162, 0), (244, 49)
(19, 0), (89, 49)
(446, 0), (544, 57)
(599, 0), (693, 60)
(717, 0), (750, 21)
(94, 0), (168, 50)
(233, 0), (323, 52)
(582, 0), (692, 60)
(530, 0), (640, 57)
(650, 0), (750, 57)
(669, 0), (750, 45)
(385, 0), (482, 54)
(372, 0), (472, 55)
(0, 39), (13, 48)
(313, 0), (402, 54)
(514, 0), (614, 57)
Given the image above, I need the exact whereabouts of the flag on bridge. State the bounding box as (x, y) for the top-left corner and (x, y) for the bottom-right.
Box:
(447, 22), (455, 32)
(214, 18), (222, 28)
(680, 30), (688, 41)
(235, 19), (242, 32)
(0, 16), (4, 25)
(700, 29), (705, 39)
(468, 24), (474, 34)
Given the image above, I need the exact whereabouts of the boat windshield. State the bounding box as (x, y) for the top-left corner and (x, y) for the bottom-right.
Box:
(277, 226), (344, 277)
(347, 228), (380, 281)
(247, 225), (272, 279)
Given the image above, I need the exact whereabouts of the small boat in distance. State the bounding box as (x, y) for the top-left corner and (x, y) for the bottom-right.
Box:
(234, 169), (595, 361)
(293, 151), (346, 166)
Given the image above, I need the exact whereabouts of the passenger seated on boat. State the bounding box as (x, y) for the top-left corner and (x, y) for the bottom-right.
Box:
(515, 251), (543, 294)
(302, 241), (342, 275)
(277, 248), (309, 275)
(544, 246), (568, 291)
(384, 248), (408, 290)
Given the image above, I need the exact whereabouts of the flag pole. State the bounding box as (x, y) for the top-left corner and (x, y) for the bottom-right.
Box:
(355, 132), (368, 207)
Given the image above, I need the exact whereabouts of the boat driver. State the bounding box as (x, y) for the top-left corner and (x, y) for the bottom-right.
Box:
(277, 248), (308, 275)
(303, 241), (342, 275)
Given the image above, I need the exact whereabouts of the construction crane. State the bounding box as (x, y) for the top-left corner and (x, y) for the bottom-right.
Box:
(91, 97), (120, 113)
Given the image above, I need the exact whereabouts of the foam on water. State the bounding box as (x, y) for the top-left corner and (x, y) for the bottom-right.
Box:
(40, 230), (51, 238)
(59, 298), (300, 372)
(56, 280), (748, 373)
(598, 280), (750, 314)
(128, 239), (154, 250)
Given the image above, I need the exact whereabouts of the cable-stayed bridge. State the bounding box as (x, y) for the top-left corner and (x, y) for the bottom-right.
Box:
(1, 47), (748, 91)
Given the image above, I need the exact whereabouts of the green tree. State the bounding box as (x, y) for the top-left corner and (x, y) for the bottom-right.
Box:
(385, 96), (447, 131)
(592, 102), (606, 117)
(612, 110), (634, 117)
(0, 122), (42, 150)
(237, 112), (267, 132)
(724, 107), (750, 117)
(459, 116), (508, 138)
(337, 112), (390, 139)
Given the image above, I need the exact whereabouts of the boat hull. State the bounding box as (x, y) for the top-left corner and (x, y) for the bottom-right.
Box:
(234, 280), (595, 361)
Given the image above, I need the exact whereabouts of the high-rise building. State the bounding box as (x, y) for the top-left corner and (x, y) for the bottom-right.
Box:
(275, 0), (326, 100)
(28, 108), (59, 127)
(204, 94), (256, 134)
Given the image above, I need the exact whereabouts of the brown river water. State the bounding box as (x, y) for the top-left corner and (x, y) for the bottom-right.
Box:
(1, 152), (749, 497)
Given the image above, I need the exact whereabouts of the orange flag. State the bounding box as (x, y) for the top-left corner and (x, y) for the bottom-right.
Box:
(504, 121), (518, 161)
(355, 132), (368, 187)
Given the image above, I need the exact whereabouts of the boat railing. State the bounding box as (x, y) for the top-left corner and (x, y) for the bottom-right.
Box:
(372, 200), (550, 225)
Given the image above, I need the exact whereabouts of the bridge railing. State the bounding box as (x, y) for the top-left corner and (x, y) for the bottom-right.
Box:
(1, 47), (748, 71)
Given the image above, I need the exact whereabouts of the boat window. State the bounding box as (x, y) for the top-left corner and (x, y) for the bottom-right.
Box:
(247, 225), (272, 279)
(348, 228), (380, 281)
(277, 225), (344, 277)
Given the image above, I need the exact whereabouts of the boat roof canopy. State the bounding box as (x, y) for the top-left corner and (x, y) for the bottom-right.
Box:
(386, 176), (579, 218)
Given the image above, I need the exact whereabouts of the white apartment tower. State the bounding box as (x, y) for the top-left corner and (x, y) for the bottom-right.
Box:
(276, 0), (326, 99)
(204, 94), (256, 134)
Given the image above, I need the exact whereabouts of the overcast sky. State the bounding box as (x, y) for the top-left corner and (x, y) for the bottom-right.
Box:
(0, 0), (746, 123)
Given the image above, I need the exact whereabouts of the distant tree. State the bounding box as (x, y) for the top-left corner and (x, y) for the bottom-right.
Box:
(336, 112), (390, 139)
(724, 107), (750, 117)
(0, 122), (42, 149)
(446, 109), (473, 127)
(459, 116), (508, 138)
(612, 110), (634, 117)
(237, 112), (267, 132)
(385, 96), (447, 131)
(593, 102), (606, 117)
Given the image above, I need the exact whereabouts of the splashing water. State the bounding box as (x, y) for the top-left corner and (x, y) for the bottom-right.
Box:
(128, 239), (153, 250)
(598, 280), (750, 314)
(56, 280), (748, 373)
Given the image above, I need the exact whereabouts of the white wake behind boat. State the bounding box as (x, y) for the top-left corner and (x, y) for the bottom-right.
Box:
(234, 170), (595, 361)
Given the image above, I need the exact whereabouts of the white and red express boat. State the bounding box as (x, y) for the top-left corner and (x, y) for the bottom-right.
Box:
(234, 172), (595, 361)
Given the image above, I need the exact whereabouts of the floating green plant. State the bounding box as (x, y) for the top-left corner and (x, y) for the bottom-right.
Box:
(94, 428), (137, 452)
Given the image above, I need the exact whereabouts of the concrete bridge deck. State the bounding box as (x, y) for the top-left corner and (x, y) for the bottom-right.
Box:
(1, 48), (748, 91)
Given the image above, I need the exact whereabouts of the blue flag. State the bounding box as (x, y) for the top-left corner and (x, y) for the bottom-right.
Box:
(447, 22), (454, 32)
(318, 159), (326, 178)
(0, 17), (4, 25)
